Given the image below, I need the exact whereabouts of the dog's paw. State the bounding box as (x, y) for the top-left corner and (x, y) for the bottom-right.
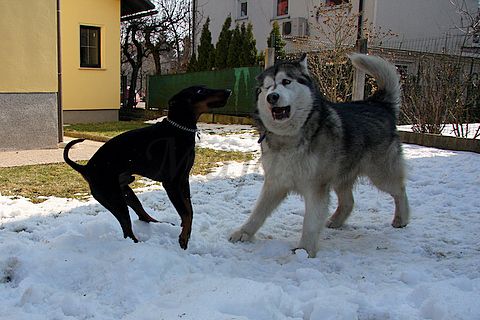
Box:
(179, 235), (189, 250)
(179, 230), (190, 250)
(291, 248), (310, 259)
(125, 233), (139, 243)
(229, 229), (253, 243)
(391, 216), (408, 228)
(297, 239), (319, 258)
(292, 247), (317, 258)
(325, 218), (343, 229)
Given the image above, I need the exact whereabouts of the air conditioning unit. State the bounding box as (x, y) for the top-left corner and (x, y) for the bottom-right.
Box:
(282, 17), (308, 37)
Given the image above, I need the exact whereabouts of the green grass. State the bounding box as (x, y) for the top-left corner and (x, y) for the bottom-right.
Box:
(64, 121), (150, 140)
(0, 149), (253, 203)
(0, 121), (254, 202)
(0, 161), (90, 202)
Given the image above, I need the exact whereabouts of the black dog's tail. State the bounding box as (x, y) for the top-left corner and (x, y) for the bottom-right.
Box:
(349, 53), (401, 119)
(63, 139), (89, 176)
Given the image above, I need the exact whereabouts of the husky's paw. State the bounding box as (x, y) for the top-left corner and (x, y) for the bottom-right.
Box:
(229, 228), (253, 243)
(296, 240), (318, 258)
(291, 248), (311, 259)
(326, 218), (343, 229)
(392, 216), (408, 228)
(293, 246), (317, 258)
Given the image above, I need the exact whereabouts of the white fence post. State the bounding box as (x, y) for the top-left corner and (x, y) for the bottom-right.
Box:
(352, 38), (368, 101)
(265, 47), (275, 69)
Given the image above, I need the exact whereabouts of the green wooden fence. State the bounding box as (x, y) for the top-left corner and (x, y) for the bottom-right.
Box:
(147, 66), (262, 116)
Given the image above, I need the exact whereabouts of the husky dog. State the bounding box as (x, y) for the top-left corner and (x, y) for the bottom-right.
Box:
(229, 53), (410, 258)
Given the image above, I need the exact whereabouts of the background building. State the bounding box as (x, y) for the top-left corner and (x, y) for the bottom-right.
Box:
(194, 0), (479, 55)
(0, 0), (155, 151)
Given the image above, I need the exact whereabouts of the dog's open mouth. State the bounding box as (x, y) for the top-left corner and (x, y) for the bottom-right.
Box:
(271, 106), (291, 120)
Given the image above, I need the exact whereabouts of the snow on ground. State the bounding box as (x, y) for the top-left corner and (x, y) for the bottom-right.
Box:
(1, 126), (480, 320)
(398, 123), (480, 139)
(147, 117), (259, 152)
(196, 123), (259, 153)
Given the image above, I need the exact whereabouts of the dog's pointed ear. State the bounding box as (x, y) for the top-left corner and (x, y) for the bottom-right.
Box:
(299, 53), (309, 74)
(256, 72), (265, 86)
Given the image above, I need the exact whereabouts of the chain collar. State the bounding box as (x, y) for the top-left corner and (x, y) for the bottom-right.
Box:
(165, 118), (197, 133)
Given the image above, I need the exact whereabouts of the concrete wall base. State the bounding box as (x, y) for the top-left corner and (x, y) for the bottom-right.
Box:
(0, 93), (59, 151)
(399, 131), (480, 154)
(63, 109), (118, 124)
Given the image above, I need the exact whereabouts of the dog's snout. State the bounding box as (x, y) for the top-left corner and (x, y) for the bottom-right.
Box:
(267, 92), (280, 105)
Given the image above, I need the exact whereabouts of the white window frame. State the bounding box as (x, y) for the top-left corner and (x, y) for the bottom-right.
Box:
(276, 0), (289, 18)
(238, 0), (248, 19)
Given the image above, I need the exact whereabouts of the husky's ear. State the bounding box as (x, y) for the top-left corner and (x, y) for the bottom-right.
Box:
(299, 53), (309, 74)
(256, 72), (265, 84)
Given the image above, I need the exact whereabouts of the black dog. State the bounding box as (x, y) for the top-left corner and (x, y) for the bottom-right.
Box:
(64, 86), (231, 249)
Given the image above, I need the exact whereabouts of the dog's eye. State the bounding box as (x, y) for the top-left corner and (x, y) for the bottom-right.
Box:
(196, 89), (204, 94)
(297, 78), (307, 85)
(282, 79), (291, 86)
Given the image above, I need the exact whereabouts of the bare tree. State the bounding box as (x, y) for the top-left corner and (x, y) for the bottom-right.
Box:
(450, 0), (480, 36)
(401, 54), (480, 138)
(449, 1), (480, 138)
(402, 57), (452, 134)
(290, 3), (396, 102)
(121, 0), (193, 108)
(156, 0), (192, 71)
(122, 20), (149, 109)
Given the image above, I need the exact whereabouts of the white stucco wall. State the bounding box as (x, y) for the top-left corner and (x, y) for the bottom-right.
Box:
(373, 0), (478, 40)
(195, 0), (478, 53)
(196, 0), (350, 52)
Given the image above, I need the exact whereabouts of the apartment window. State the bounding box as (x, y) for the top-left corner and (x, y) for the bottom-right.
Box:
(80, 26), (101, 68)
(282, 21), (292, 35)
(326, 0), (349, 6)
(277, 0), (288, 16)
(239, 0), (248, 17)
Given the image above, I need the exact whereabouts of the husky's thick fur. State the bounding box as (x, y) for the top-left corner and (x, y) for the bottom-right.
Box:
(229, 53), (410, 258)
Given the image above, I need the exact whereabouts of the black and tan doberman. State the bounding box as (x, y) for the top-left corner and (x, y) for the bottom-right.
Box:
(64, 86), (231, 249)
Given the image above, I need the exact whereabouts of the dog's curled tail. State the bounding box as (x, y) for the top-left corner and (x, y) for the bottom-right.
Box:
(349, 53), (401, 118)
(63, 139), (88, 176)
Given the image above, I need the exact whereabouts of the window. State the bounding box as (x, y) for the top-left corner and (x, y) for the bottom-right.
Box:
(282, 21), (292, 35)
(239, 1), (248, 17)
(326, 0), (349, 6)
(277, 0), (288, 16)
(80, 26), (101, 68)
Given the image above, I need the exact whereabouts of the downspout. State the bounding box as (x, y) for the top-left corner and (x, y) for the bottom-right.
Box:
(56, 0), (64, 143)
(357, 0), (364, 40)
(192, 0), (196, 56)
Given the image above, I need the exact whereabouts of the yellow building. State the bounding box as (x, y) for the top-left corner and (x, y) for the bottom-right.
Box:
(0, 0), (155, 151)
